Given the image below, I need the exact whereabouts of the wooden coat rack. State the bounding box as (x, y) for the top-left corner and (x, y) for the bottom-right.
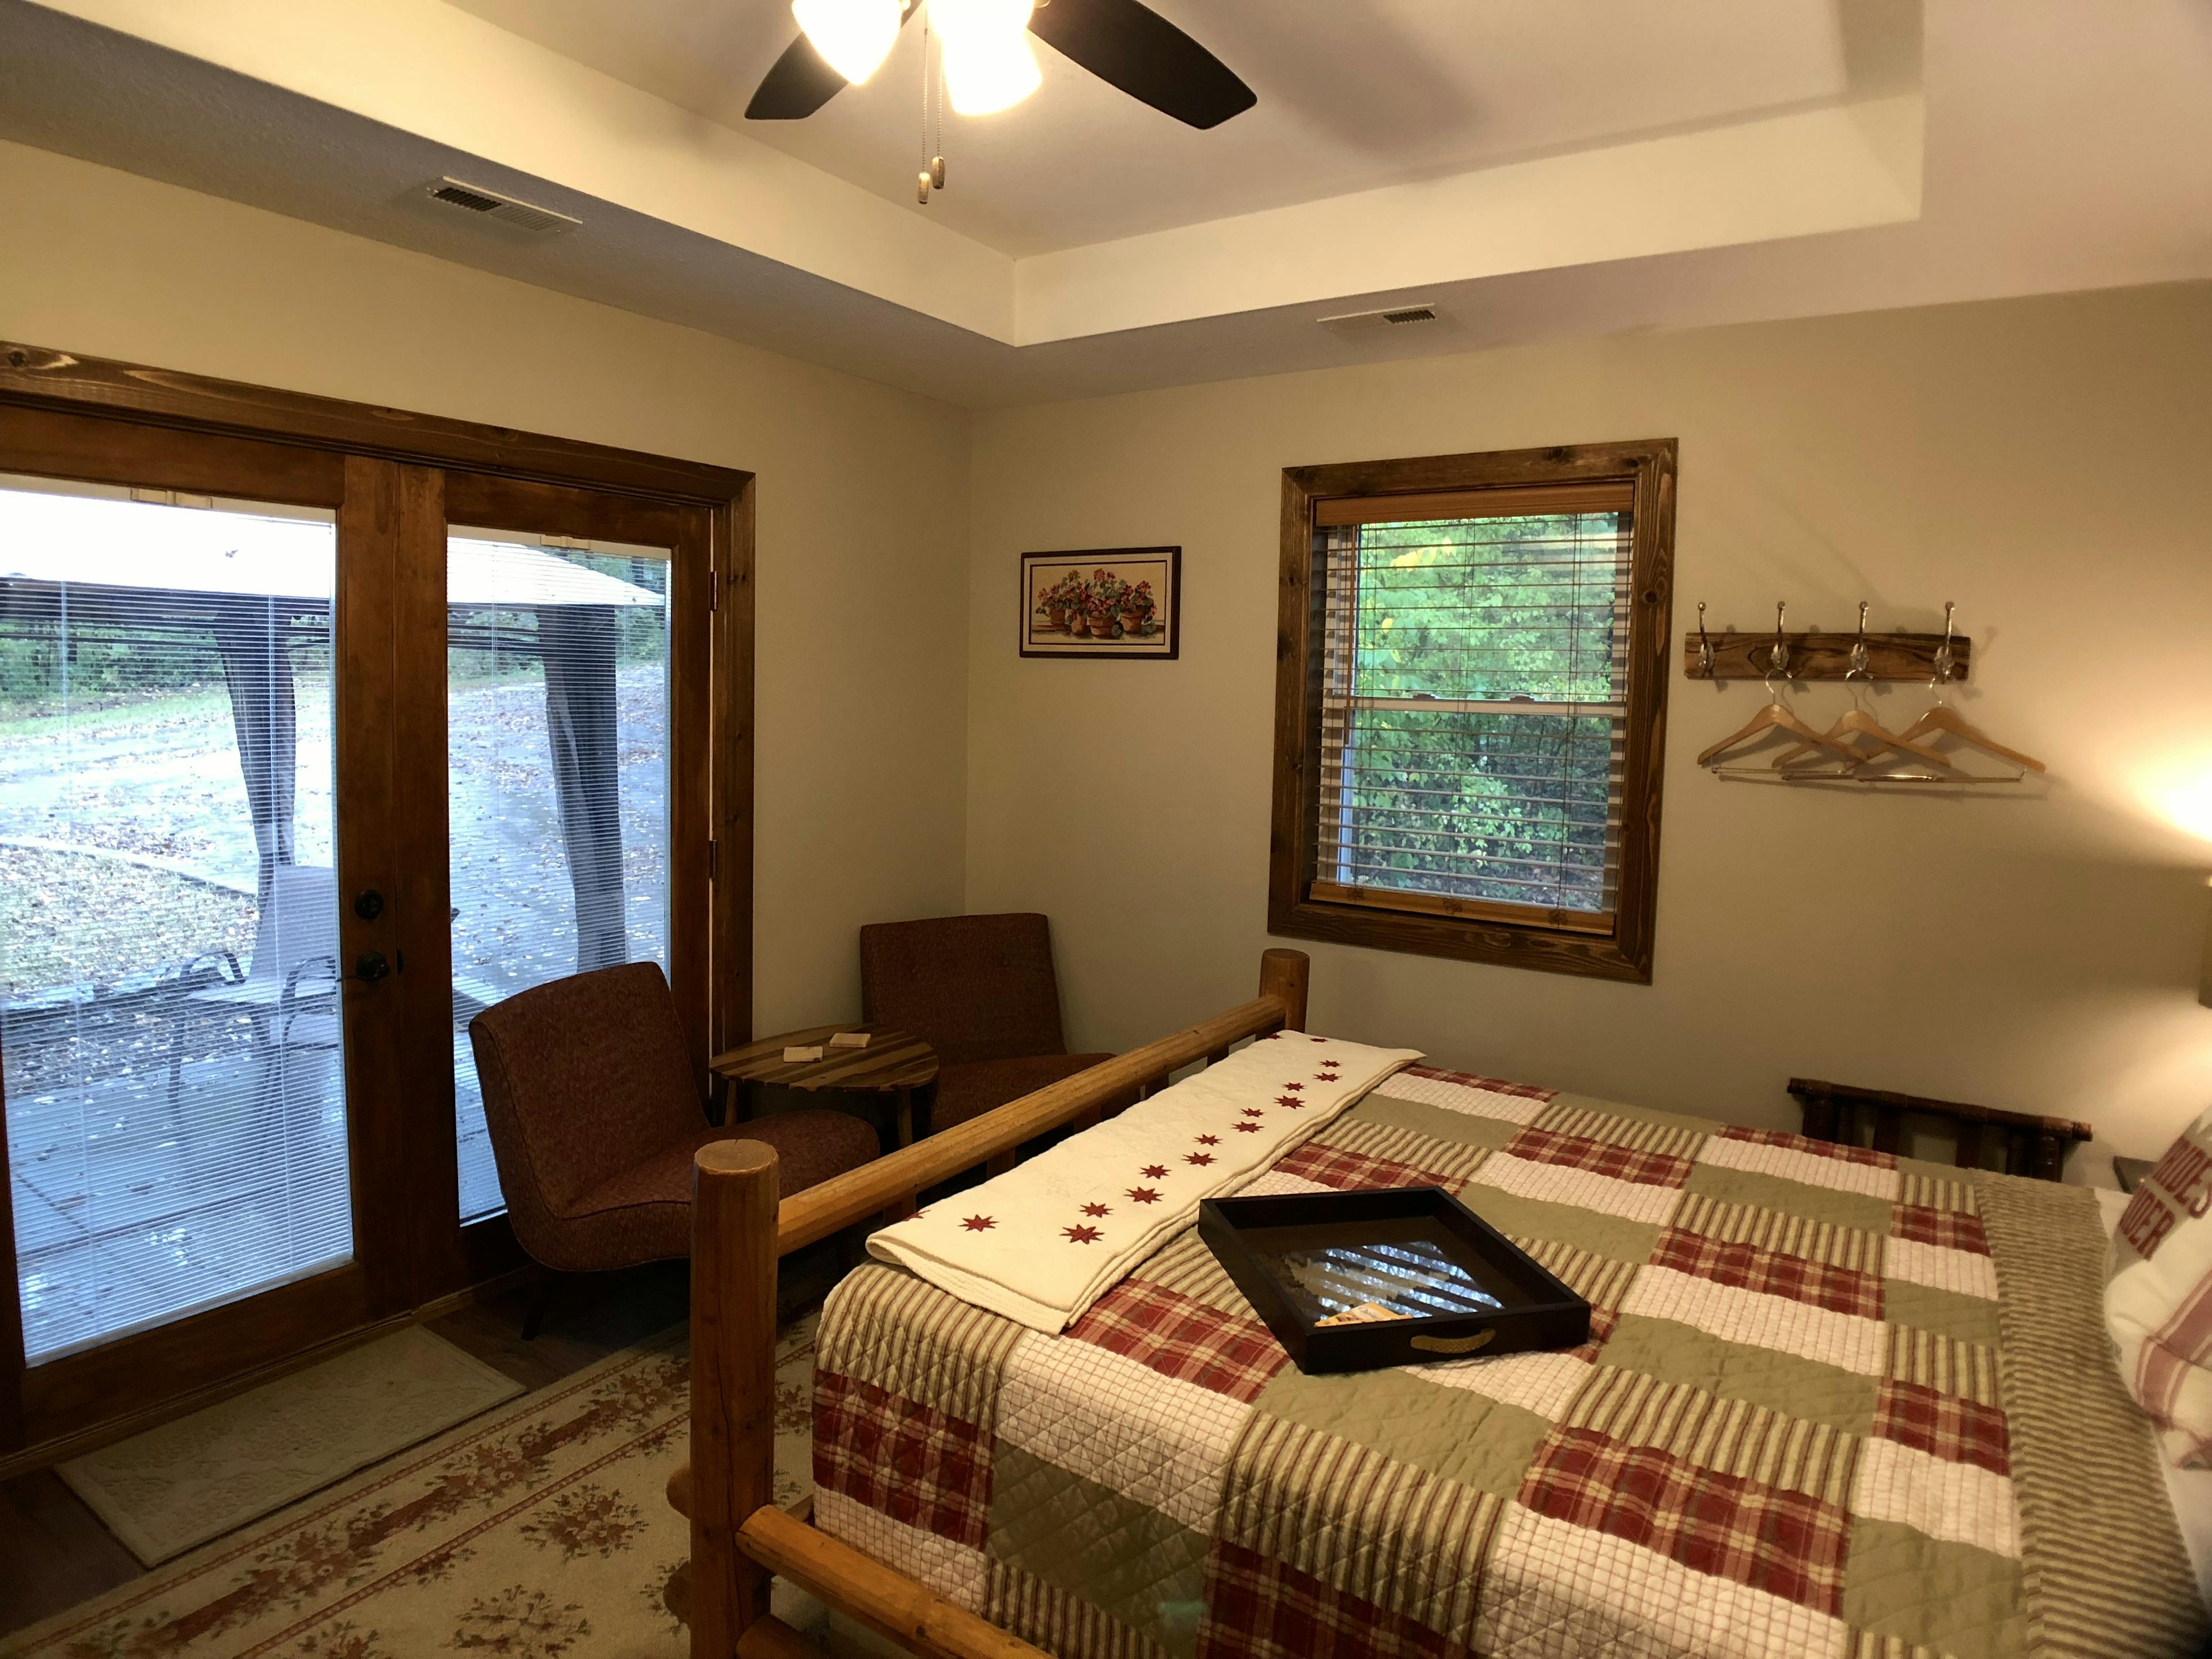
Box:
(1684, 602), (1971, 682)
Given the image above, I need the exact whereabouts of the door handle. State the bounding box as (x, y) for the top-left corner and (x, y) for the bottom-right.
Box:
(353, 951), (392, 983)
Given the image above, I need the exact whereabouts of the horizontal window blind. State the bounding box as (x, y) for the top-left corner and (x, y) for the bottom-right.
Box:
(1314, 488), (1632, 927)
(0, 480), (352, 1363)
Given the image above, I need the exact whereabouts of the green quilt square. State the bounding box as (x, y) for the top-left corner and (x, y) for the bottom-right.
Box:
(1683, 1162), (1894, 1234)
(1254, 1365), (1552, 1500)
(1599, 1313), (1878, 1433)
(1842, 1517), (2025, 1659)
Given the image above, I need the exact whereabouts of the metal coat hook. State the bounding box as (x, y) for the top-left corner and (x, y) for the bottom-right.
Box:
(1696, 603), (1714, 676)
(1768, 601), (1789, 677)
(1847, 602), (1871, 680)
(1933, 601), (1957, 684)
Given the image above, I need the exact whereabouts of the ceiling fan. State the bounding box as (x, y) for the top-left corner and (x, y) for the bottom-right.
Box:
(747, 0), (1256, 131)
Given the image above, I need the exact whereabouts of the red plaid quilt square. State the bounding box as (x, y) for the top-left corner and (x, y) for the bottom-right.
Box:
(1196, 1541), (1461, 1659)
(1650, 1228), (1885, 1320)
(1518, 1426), (1850, 1617)
(1274, 1139), (1461, 1195)
(1404, 1063), (1555, 1104)
(1872, 1379), (2010, 1476)
(1069, 1278), (1287, 1403)
(1719, 1124), (1896, 1169)
(812, 1369), (992, 1548)
(1502, 1126), (1693, 1190)
(1891, 1205), (1991, 1255)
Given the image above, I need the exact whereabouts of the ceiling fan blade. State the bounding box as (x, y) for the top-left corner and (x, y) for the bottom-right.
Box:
(1027, 0), (1255, 130)
(745, 32), (849, 120)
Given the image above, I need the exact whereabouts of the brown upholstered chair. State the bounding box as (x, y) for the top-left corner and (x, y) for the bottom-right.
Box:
(468, 962), (877, 1324)
(858, 913), (1112, 1135)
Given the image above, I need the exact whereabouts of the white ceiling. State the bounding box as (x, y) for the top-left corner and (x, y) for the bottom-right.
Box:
(2, 0), (2210, 410)
(442, 0), (1900, 256)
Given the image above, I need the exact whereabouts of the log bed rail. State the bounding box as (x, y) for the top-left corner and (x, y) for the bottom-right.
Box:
(676, 948), (1313, 1659)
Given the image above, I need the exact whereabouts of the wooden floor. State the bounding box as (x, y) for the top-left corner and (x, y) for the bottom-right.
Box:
(0, 1256), (750, 1641)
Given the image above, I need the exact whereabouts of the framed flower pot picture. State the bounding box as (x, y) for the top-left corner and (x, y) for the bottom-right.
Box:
(1020, 547), (1181, 660)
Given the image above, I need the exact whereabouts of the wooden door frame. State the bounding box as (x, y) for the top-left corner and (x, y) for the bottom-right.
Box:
(0, 342), (755, 1457)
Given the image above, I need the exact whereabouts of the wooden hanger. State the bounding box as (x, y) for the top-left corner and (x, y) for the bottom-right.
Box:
(1769, 607), (1951, 769)
(1895, 605), (2048, 774)
(1697, 603), (1869, 768)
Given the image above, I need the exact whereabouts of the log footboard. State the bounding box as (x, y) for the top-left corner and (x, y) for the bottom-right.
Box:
(677, 949), (1310, 1659)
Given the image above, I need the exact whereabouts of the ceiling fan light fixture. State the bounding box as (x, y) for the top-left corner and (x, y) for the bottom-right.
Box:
(791, 0), (902, 86)
(930, 0), (1040, 114)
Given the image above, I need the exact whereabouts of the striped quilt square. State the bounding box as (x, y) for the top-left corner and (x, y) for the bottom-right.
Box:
(1898, 1171), (1979, 1214)
(1314, 1119), (1493, 1185)
(1652, 1228), (1885, 1320)
(1565, 1368), (1858, 1508)
(1518, 1424), (1853, 1616)
(1535, 1104), (1707, 1161)
(1889, 1204), (1990, 1255)
(813, 1370), (994, 1548)
(1871, 1379), (2009, 1476)
(1623, 1268), (1889, 1377)
(1504, 1124), (1694, 1190)
(1069, 1278), (1287, 1404)
(1698, 1135), (1902, 1202)
(1884, 1328), (2001, 1408)
(1468, 1153), (1685, 1227)
(1273, 1138), (1464, 1195)
(1852, 1435), (2020, 1558)
(1671, 1194), (1883, 1274)
(1373, 1069), (1552, 1127)
(1882, 1236), (1999, 1301)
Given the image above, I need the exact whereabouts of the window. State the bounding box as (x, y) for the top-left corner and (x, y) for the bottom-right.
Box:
(1269, 442), (1676, 983)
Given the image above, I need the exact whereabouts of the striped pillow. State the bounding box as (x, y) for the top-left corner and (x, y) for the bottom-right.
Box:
(2109, 1105), (2212, 1465)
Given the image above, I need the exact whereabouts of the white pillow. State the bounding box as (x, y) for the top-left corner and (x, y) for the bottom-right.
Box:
(2109, 1104), (2212, 1467)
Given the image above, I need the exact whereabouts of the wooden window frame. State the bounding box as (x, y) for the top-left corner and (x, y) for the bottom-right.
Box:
(1268, 440), (1677, 985)
(0, 342), (754, 1459)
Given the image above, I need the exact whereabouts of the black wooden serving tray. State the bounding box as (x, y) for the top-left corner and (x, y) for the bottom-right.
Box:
(1198, 1187), (1590, 1374)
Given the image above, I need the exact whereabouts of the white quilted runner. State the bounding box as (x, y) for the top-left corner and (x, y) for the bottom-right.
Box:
(867, 1032), (1420, 1331)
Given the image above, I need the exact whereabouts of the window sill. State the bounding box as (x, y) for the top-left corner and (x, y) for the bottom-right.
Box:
(1266, 891), (1653, 985)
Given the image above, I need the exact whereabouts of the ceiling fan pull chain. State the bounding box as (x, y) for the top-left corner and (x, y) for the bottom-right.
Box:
(931, 18), (947, 190)
(916, 13), (934, 204)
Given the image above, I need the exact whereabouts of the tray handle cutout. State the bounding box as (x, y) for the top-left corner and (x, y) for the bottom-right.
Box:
(1410, 1330), (1497, 1356)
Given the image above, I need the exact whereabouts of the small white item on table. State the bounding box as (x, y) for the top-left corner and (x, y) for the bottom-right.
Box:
(828, 1032), (872, 1049)
(782, 1045), (827, 1063)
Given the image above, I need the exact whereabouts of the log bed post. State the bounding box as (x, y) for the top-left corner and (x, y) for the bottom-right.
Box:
(691, 1139), (780, 1658)
(679, 949), (1310, 1659)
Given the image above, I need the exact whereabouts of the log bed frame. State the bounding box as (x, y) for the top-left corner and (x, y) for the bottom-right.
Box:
(668, 948), (1312, 1659)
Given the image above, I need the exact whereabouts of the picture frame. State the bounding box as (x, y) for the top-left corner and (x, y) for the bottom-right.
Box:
(1020, 546), (1181, 660)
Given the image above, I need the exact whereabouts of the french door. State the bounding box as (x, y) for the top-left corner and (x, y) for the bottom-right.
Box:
(0, 374), (745, 1456)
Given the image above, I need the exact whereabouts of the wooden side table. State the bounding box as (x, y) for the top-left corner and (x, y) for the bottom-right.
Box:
(711, 1023), (938, 1153)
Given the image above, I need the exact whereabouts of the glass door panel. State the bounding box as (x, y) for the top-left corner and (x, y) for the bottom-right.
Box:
(445, 529), (672, 1220)
(0, 476), (351, 1362)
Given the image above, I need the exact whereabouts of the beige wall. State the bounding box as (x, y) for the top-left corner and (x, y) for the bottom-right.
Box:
(966, 283), (2212, 1176)
(0, 140), (973, 1033)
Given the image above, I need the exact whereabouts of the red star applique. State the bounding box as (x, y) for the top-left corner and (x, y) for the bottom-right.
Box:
(1283, 1082), (1305, 1092)
(1234, 1122), (1262, 1133)
(1064, 1224), (1103, 1244)
(1195, 1134), (1221, 1146)
(1080, 1202), (1112, 1218)
(1311, 1037), (1327, 1043)
(1275, 1095), (1304, 1109)
(1141, 1164), (1169, 1180)
(1241, 1107), (1266, 1118)
(1185, 1152), (1215, 1166)
(1315, 1073), (1339, 1082)
(1126, 1186), (1162, 1204)
(960, 1214), (995, 1232)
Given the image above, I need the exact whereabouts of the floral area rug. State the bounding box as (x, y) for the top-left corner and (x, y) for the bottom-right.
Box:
(3, 1317), (819, 1659)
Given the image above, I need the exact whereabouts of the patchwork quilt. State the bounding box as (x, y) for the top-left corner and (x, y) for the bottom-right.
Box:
(812, 1051), (2206, 1659)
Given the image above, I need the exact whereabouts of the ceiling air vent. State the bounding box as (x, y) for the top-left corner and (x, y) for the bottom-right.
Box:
(1317, 302), (1442, 338)
(422, 177), (579, 235)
